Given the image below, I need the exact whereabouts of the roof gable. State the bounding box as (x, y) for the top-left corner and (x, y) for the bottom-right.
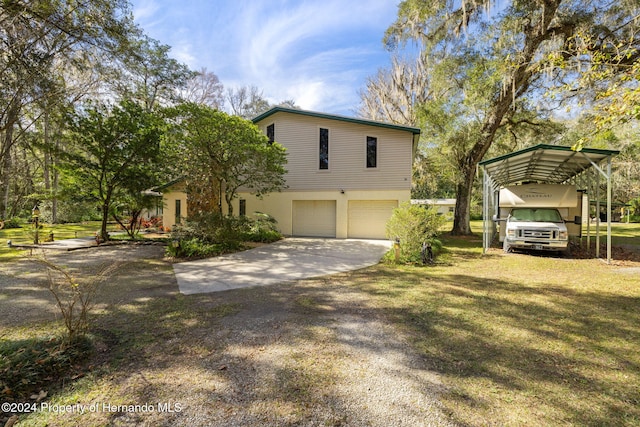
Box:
(252, 107), (421, 136)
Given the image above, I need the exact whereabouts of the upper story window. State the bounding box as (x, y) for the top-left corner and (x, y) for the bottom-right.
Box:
(366, 136), (377, 168)
(266, 123), (275, 144)
(319, 127), (329, 170)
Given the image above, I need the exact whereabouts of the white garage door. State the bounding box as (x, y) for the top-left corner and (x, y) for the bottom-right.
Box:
(348, 200), (398, 239)
(292, 200), (336, 237)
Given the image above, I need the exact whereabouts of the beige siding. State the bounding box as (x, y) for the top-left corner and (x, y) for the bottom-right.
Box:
(163, 193), (187, 231)
(236, 189), (409, 239)
(162, 110), (415, 240)
(348, 200), (398, 239)
(161, 182), (187, 231)
(255, 112), (413, 192)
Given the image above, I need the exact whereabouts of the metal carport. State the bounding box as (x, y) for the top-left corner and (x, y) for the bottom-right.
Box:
(479, 144), (620, 263)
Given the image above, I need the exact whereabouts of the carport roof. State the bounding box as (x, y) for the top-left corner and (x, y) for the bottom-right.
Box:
(479, 144), (619, 186)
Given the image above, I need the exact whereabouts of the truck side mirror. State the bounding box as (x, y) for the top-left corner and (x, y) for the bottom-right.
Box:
(492, 215), (505, 222)
(573, 216), (582, 225)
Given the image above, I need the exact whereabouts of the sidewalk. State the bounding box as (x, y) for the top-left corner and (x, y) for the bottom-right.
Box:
(10, 236), (99, 251)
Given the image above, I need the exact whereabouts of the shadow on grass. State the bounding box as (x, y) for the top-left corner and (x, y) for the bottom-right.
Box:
(352, 264), (640, 426)
(0, 335), (93, 404)
(7, 235), (640, 426)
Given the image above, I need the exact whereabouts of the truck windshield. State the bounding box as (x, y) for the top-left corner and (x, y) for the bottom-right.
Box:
(510, 208), (563, 222)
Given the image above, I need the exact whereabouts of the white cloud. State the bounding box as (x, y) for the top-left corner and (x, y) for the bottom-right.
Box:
(130, 0), (399, 114)
(130, 0), (162, 27)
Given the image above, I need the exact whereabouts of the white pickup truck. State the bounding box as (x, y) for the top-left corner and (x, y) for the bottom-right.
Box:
(502, 207), (569, 253)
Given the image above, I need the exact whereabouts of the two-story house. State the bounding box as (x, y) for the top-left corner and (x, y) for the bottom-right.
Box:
(161, 107), (420, 239)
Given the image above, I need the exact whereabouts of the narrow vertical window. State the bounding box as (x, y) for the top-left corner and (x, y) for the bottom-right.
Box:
(175, 199), (182, 223)
(366, 136), (377, 168)
(266, 123), (275, 144)
(239, 199), (246, 216)
(319, 128), (329, 170)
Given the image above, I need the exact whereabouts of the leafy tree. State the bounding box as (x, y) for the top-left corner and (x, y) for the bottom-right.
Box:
(115, 35), (195, 111)
(384, 0), (640, 235)
(172, 103), (287, 217)
(0, 0), (137, 218)
(61, 100), (165, 240)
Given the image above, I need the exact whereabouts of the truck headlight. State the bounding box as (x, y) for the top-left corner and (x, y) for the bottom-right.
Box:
(559, 231), (568, 239)
(507, 229), (516, 238)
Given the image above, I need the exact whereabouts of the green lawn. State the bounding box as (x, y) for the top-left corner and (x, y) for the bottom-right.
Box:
(2, 221), (639, 426)
(352, 222), (640, 426)
(0, 221), (121, 260)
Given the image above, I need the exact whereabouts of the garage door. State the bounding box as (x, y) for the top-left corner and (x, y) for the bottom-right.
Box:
(348, 200), (398, 239)
(292, 200), (336, 237)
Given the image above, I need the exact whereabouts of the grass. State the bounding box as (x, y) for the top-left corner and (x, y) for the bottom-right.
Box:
(0, 335), (93, 400)
(2, 221), (639, 426)
(0, 221), (156, 261)
(349, 221), (640, 426)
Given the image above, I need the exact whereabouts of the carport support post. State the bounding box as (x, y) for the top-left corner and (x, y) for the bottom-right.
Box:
(596, 170), (601, 259)
(607, 157), (612, 264)
(482, 166), (489, 254)
(580, 151), (614, 264)
(481, 167), (496, 254)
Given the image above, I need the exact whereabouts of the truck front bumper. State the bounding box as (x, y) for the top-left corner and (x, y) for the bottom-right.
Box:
(507, 239), (568, 251)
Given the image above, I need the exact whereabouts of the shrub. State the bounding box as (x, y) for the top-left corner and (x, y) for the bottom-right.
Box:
(628, 215), (640, 223)
(0, 335), (92, 402)
(141, 216), (162, 229)
(165, 237), (241, 258)
(385, 202), (446, 264)
(167, 211), (282, 259)
(31, 256), (120, 343)
(0, 217), (22, 229)
(243, 212), (282, 243)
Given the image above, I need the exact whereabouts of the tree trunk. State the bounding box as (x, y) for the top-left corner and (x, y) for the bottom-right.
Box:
(43, 110), (53, 220)
(449, 1), (562, 235)
(0, 97), (20, 219)
(100, 190), (112, 241)
(451, 162), (474, 235)
(52, 151), (59, 223)
(225, 190), (234, 217)
(1, 148), (11, 219)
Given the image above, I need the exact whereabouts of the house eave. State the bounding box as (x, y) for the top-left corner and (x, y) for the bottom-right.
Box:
(252, 107), (421, 136)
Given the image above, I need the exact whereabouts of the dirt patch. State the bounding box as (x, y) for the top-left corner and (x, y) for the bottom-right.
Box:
(569, 241), (640, 262)
(0, 244), (176, 328)
(1, 247), (454, 426)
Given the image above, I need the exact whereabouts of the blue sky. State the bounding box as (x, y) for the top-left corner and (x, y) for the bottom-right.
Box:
(130, 0), (401, 116)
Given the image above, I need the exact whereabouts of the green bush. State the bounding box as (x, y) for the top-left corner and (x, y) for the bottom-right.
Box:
(167, 211), (282, 259)
(165, 237), (242, 259)
(0, 217), (22, 229)
(243, 212), (282, 243)
(385, 202), (446, 264)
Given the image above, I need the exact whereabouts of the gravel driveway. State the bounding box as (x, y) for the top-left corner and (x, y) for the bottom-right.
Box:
(1, 244), (455, 426)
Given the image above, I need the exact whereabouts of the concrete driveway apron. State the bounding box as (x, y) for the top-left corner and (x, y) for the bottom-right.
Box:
(173, 238), (392, 295)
